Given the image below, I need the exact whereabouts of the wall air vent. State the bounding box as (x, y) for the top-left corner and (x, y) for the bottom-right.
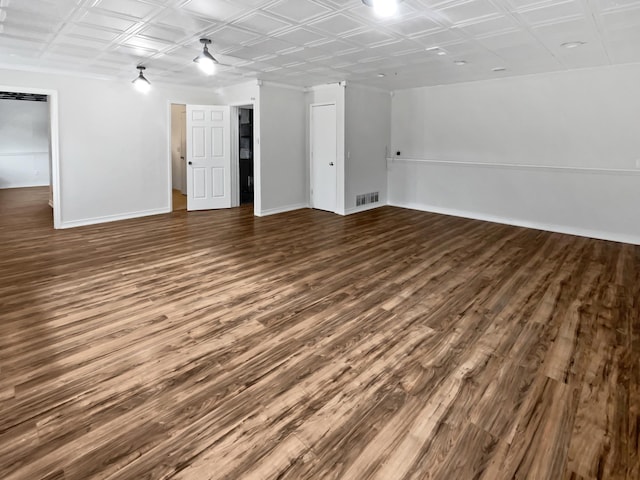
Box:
(356, 192), (379, 207)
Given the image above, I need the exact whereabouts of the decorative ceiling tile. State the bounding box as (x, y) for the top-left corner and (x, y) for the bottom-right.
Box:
(153, 9), (215, 31)
(206, 25), (261, 47)
(458, 15), (517, 36)
(79, 11), (138, 31)
(95, 0), (159, 19)
(139, 24), (191, 43)
(411, 28), (466, 48)
(308, 13), (366, 35)
(232, 11), (292, 34)
(264, 0), (332, 23)
(436, 0), (502, 25)
(276, 27), (328, 45)
(344, 28), (398, 46)
(0, 0), (638, 89)
(596, 0), (640, 11)
(181, 0), (247, 22)
(385, 15), (443, 36)
(64, 24), (123, 42)
(123, 35), (174, 52)
(516, 0), (585, 25)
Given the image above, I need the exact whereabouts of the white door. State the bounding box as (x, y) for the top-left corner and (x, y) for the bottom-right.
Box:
(186, 105), (231, 211)
(310, 103), (337, 212)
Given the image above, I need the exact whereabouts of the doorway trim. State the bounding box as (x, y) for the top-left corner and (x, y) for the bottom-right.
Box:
(230, 102), (255, 208)
(0, 85), (61, 228)
(228, 100), (257, 212)
(166, 99), (259, 215)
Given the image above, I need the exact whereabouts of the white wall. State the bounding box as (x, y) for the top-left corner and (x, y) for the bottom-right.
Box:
(170, 104), (186, 193)
(305, 83), (346, 214)
(1, 68), (215, 228)
(389, 63), (640, 244)
(0, 98), (50, 188)
(345, 85), (390, 214)
(259, 84), (307, 215)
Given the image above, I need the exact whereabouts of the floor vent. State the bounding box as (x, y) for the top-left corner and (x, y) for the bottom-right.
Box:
(356, 192), (379, 207)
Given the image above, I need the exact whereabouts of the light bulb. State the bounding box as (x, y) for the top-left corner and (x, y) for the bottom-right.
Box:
(372, 0), (398, 17)
(196, 58), (216, 75)
(133, 78), (151, 93)
(132, 67), (151, 93)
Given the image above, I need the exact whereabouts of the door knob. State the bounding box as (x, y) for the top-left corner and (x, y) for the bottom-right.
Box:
(329, 162), (334, 166)
(188, 161), (193, 165)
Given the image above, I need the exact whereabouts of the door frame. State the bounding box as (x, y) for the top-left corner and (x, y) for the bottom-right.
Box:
(166, 99), (259, 214)
(309, 102), (337, 213)
(0, 85), (61, 228)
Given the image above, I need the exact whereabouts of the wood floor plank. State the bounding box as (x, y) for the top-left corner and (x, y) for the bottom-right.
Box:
(1, 187), (639, 480)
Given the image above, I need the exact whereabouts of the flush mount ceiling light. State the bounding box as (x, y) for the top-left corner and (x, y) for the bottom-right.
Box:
(561, 41), (587, 49)
(377, 73), (386, 77)
(362, 0), (404, 18)
(193, 38), (219, 75)
(132, 65), (151, 93)
(454, 60), (467, 66)
(492, 66), (507, 72)
(426, 46), (447, 56)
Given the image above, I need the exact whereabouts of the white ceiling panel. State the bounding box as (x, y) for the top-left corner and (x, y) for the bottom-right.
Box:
(436, 0), (503, 25)
(95, 0), (160, 19)
(309, 13), (366, 35)
(385, 15), (443, 36)
(264, 0), (332, 23)
(79, 11), (139, 31)
(139, 24), (191, 43)
(412, 28), (466, 47)
(275, 27), (328, 45)
(457, 15), (517, 36)
(344, 28), (398, 46)
(181, 0), (246, 21)
(0, 0), (638, 90)
(597, 0), (640, 10)
(515, 0), (584, 25)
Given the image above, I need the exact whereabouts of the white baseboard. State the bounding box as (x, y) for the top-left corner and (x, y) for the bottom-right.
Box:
(59, 207), (170, 229)
(388, 201), (640, 246)
(344, 202), (384, 215)
(256, 203), (309, 217)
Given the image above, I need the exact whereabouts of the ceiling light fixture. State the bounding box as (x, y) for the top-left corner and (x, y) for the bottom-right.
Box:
(132, 65), (151, 93)
(492, 66), (506, 72)
(454, 60), (467, 66)
(193, 38), (218, 75)
(427, 46), (447, 56)
(561, 41), (586, 49)
(377, 73), (386, 77)
(362, 0), (404, 18)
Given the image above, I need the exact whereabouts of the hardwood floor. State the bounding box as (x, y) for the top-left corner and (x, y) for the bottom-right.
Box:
(1, 186), (639, 480)
(172, 189), (187, 211)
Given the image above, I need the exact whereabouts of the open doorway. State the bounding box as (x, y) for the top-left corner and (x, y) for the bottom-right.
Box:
(168, 101), (258, 213)
(170, 103), (187, 211)
(0, 89), (59, 226)
(237, 106), (254, 205)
